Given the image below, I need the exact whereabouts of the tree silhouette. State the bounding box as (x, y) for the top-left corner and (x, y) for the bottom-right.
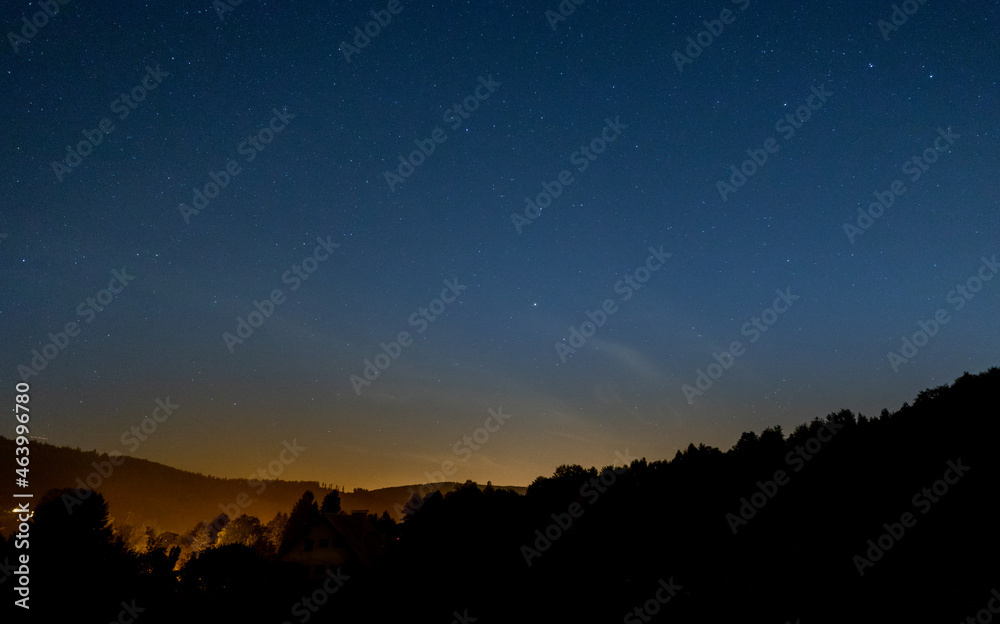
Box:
(29, 489), (142, 621)
(321, 489), (343, 514)
(730, 431), (760, 455)
(279, 490), (320, 554)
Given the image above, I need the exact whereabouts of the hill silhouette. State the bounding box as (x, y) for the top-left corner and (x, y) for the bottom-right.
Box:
(351, 367), (1000, 624)
(0, 439), (525, 535)
(1, 367), (996, 624)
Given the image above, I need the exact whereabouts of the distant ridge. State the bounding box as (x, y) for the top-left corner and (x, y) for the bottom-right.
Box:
(0, 439), (525, 535)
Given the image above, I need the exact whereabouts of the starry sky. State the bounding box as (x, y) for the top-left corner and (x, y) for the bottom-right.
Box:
(2, 0), (997, 489)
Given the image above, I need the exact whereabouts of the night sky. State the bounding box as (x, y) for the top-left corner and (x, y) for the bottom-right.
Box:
(3, 0), (997, 489)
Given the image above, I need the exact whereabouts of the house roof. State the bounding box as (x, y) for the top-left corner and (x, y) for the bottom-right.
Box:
(281, 512), (384, 571)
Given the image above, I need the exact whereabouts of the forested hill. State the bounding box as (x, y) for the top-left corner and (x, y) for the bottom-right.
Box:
(1, 368), (996, 623)
(0, 437), (523, 534)
(387, 367), (999, 624)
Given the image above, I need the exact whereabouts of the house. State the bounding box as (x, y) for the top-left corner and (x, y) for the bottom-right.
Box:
(279, 511), (386, 579)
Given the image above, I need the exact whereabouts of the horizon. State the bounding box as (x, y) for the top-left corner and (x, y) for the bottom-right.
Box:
(6, 366), (983, 492)
(4, 1), (997, 498)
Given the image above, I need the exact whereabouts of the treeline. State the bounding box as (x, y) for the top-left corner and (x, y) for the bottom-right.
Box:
(2, 368), (997, 623)
(378, 368), (998, 624)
